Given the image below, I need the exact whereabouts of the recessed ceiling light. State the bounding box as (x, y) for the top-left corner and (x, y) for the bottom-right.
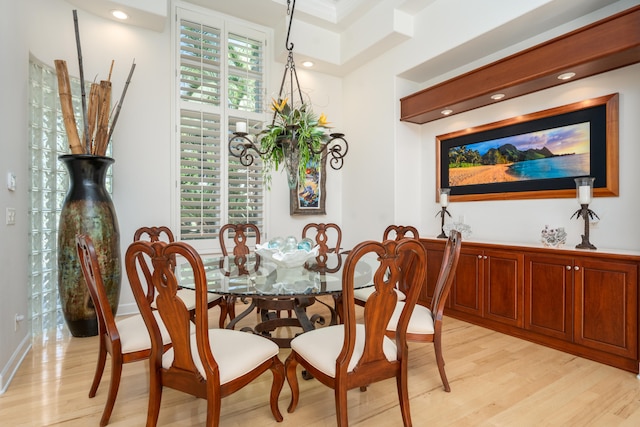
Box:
(490, 93), (505, 100)
(557, 72), (576, 80)
(111, 10), (129, 20)
(441, 109), (453, 116)
(302, 61), (314, 68)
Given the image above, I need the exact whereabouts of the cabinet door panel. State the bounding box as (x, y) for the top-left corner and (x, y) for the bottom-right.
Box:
(574, 259), (638, 359)
(484, 251), (524, 327)
(524, 254), (573, 340)
(451, 248), (483, 316)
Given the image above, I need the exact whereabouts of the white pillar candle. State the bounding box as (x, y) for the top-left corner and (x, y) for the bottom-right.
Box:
(235, 122), (247, 133)
(578, 185), (591, 204)
(440, 193), (449, 207)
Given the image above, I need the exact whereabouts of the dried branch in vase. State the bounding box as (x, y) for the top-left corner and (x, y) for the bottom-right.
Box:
(55, 10), (135, 157)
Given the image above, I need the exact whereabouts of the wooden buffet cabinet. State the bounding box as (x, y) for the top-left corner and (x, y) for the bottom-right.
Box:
(419, 238), (640, 374)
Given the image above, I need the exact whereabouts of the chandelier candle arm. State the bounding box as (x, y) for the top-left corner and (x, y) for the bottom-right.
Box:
(228, 133), (269, 167)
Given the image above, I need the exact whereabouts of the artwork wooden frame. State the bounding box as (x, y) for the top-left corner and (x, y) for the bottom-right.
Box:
(436, 93), (619, 202)
(290, 156), (326, 215)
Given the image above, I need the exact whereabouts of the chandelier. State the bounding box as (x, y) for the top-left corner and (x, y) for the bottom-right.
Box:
(228, 0), (349, 189)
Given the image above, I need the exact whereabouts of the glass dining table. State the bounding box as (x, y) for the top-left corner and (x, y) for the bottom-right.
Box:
(176, 252), (375, 348)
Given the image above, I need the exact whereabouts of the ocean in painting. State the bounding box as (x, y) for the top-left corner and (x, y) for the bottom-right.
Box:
(507, 152), (589, 180)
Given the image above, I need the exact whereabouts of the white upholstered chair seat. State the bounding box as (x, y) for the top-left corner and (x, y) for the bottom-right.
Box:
(290, 324), (397, 377)
(162, 328), (280, 384)
(353, 286), (406, 302)
(116, 311), (173, 354)
(151, 288), (222, 311)
(387, 302), (435, 335)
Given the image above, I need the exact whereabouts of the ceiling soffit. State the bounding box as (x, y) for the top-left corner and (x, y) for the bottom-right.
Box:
(400, 5), (640, 124)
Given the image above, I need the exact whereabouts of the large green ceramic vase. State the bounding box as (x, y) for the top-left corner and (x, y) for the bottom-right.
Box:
(57, 154), (121, 337)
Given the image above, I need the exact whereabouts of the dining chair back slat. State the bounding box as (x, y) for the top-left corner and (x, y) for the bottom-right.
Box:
(354, 225), (420, 307)
(133, 226), (227, 327)
(382, 225), (419, 241)
(218, 223), (262, 320)
(302, 222), (343, 272)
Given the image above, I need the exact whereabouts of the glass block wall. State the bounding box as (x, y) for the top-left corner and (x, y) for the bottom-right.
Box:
(28, 58), (112, 337)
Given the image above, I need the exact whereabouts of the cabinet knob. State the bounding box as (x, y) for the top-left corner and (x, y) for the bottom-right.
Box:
(566, 265), (571, 270)
(478, 255), (483, 259)
(484, 255), (488, 259)
(574, 265), (580, 271)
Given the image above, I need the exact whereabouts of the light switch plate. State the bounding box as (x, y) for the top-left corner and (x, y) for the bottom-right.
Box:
(7, 172), (16, 191)
(6, 208), (16, 225)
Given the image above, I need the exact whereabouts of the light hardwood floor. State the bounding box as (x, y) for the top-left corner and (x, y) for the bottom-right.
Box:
(2, 297), (640, 426)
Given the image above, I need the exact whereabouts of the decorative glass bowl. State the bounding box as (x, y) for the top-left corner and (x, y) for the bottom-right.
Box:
(256, 241), (319, 269)
(443, 222), (472, 239)
(541, 225), (567, 248)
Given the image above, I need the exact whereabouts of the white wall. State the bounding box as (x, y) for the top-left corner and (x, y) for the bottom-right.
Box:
(0, 0), (30, 393)
(416, 64), (639, 250)
(28, 0), (173, 315)
(340, 0), (640, 251)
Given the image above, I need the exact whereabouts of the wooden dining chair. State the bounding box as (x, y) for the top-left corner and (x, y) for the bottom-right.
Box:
(354, 225), (420, 307)
(133, 226), (227, 327)
(125, 239), (285, 427)
(285, 237), (427, 426)
(76, 234), (172, 426)
(218, 223), (261, 319)
(302, 222), (343, 272)
(301, 222), (345, 323)
(386, 230), (462, 392)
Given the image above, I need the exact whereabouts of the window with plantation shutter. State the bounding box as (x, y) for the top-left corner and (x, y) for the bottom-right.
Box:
(175, 8), (267, 248)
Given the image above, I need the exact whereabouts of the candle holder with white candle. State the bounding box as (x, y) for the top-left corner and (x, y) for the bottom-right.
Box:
(570, 177), (599, 249)
(436, 188), (452, 238)
(235, 121), (247, 134)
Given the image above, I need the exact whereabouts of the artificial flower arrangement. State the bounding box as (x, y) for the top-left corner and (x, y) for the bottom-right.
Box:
(259, 97), (331, 185)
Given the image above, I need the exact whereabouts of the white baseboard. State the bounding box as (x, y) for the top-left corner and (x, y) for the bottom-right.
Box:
(0, 334), (32, 395)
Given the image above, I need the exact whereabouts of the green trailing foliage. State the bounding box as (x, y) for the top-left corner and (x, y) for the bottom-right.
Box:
(259, 98), (330, 185)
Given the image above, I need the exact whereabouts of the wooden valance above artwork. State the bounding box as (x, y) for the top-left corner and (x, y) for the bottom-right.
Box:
(400, 5), (640, 124)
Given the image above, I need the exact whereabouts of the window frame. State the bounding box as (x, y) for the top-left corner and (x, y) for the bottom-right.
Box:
(170, 3), (271, 254)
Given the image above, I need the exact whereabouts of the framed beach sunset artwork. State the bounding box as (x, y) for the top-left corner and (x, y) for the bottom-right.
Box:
(436, 93), (619, 202)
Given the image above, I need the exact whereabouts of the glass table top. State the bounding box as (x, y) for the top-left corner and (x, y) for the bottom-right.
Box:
(176, 252), (375, 297)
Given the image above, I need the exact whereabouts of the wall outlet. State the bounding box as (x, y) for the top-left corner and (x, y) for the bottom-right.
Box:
(6, 208), (16, 225)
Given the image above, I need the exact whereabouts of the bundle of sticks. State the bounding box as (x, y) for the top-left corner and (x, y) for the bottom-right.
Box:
(54, 10), (135, 156)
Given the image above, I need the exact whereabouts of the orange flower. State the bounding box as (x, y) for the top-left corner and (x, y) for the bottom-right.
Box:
(271, 97), (288, 113)
(318, 113), (330, 127)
